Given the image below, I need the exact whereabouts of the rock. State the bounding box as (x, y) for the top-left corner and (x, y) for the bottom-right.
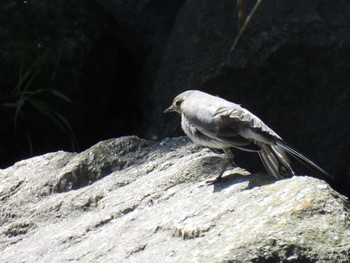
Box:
(1, 136), (349, 262)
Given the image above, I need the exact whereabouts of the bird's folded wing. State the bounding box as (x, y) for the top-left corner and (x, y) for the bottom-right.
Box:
(187, 113), (260, 152)
(213, 106), (281, 139)
(190, 106), (262, 152)
(216, 131), (261, 152)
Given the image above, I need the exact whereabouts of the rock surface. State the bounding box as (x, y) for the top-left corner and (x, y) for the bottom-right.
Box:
(1, 136), (349, 262)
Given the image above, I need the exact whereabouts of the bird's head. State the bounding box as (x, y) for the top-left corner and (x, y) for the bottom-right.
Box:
(164, 90), (196, 114)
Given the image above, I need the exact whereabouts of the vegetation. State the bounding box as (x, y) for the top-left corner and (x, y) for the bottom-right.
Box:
(3, 44), (78, 155)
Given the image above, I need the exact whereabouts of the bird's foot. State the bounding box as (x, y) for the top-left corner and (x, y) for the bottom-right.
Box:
(206, 175), (223, 185)
(229, 160), (237, 169)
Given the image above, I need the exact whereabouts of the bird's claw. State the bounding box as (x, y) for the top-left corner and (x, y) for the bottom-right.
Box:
(206, 175), (223, 185)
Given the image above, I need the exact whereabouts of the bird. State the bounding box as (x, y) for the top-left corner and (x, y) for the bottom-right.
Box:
(164, 90), (332, 183)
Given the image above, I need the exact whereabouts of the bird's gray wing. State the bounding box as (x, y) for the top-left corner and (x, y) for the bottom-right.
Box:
(183, 108), (260, 152)
(201, 106), (267, 152)
(207, 122), (261, 152)
(213, 106), (281, 140)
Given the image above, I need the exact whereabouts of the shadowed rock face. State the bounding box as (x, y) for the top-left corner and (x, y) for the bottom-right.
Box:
(1, 136), (349, 262)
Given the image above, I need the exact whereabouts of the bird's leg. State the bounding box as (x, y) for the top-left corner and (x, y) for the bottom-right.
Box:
(207, 148), (236, 184)
(223, 148), (237, 168)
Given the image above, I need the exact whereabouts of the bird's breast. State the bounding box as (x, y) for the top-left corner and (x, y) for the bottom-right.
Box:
(182, 103), (218, 128)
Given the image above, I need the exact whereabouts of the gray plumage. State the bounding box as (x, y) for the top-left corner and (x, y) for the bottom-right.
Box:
(164, 90), (331, 181)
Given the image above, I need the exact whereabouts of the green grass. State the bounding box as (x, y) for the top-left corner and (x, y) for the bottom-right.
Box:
(3, 44), (79, 155)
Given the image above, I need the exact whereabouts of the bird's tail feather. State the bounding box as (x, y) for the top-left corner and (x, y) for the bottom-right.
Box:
(275, 138), (333, 181)
(257, 143), (294, 179)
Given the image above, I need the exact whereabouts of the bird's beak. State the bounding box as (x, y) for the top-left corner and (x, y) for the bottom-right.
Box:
(164, 105), (175, 113)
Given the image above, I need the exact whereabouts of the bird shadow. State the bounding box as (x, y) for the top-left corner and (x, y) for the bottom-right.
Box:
(210, 171), (278, 192)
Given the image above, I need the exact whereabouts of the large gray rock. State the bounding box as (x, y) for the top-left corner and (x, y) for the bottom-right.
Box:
(1, 136), (349, 262)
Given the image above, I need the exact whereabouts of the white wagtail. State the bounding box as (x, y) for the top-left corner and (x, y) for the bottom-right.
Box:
(164, 90), (332, 183)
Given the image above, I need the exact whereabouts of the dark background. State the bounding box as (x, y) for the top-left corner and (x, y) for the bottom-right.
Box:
(0, 0), (349, 197)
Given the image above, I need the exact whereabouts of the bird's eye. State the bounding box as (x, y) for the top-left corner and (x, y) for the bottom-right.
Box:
(175, 99), (183, 106)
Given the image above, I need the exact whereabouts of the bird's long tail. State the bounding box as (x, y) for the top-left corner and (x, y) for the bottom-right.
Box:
(257, 143), (294, 179)
(275, 138), (333, 181)
(257, 139), (332, 181)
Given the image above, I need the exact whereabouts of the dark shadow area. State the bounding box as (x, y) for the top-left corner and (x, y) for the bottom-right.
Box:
(212, 172), (277, 192)
(0, 0), (186, 169)
(0, 1), (144, 169)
